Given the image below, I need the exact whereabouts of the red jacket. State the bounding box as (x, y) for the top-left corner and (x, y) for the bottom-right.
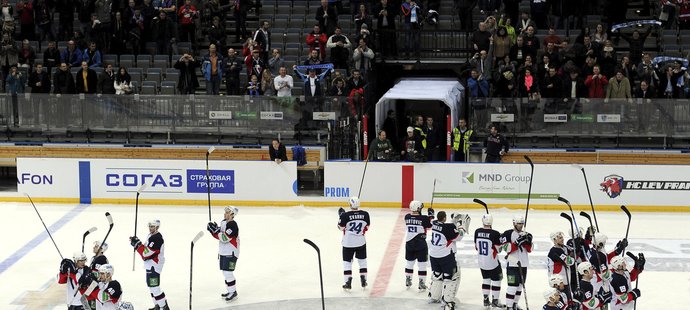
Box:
(306, 32), (327, 60)
(585, 74), (608, 98)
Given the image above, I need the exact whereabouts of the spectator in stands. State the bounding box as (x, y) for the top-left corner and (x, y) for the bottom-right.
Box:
(523, 25), (540, 57)
(6, 66), (24, 126)
(57, 0), (74, 40)
(558, 39), (584, 67)
(423, 116), (442, 161)
(542, 26), (562, 50)
(510, 35), (531, 65)
(94, 0), (112, 40)
(54, 62), (76, 94)
(246, 74), (260, 96)
(585, 65), (608, 98)
(635, 80), (655, 98)
(246, 49), (266, 78)
(468, 68), (490, 97)
(76, 61), (98, 94)
(0, 34), (17, 87)
(352, 39), (375, 74)
(110, 12), (128, 55)
(327, 27), (352, 69)
(98, 63), (116, 94)
(517, 11), (535, 35)
(269, 139), (288, 163)
(375, 0), (397, 58)
(401, 0), (422, 59)
(470, 39), (494, 81)
(606, 69), (632, 100)
(87, 15), (106, 51)
(232, 0), (250, 42)
(657, 64), (684, 99)
(582, 35), (601, 61)
(242, 38), (258, 57)
(274, 66), (293, 97)
(348, 69), (366, 91)
(306, 24), (328, 61)
(537, 54), (552, 79)
(174, 54), (200, 94)
(16, 0), (34, 40)
(18, 40), (35, 68)
(202, 44), (223, 95)
(354, 23), (373, 49)
(253, 21), (272, 64)
(207, 17), (226, 53)
(303, 49), (323, 67)
(73, 31), (89, 52)
(455, 0), (477, 32)
(152, 11), (175, 55)
(354, 4), (372, 34)
(76, 0), (94, 35)
(616, 55), (636, 83)
(369, 130), (395, 161)
(562, 68), (587, 99)
(541, 66), (563, 99)
(518, 67), (540, 100)
(599, 40), (617, 78)
(83, 42), (102, 68)
(128, 9), (145, 54)
(593, 24), (607, 44)
(29, 63), (51, 93)
(636, 53), (658, 86)
(178, 0), (199, 48)
(620, 27), (653, 65)
(316, 0), (337, 36)
(472, 22), (492, 54)
(223, 48), (242, 95)
(61, 40), (83, 68)
(158, 0), (177, 21)
(517, 54), (536, 76)
(401, 126), (424, 162)
(484, 124), (508, 163)
(267, 48), (284, 76)
(493, 27), (512, 64)
(203, 0), (230, 34)
(124, 0), (136, 25)
(141, 0), (158, 41)
(529, 0), (548, 29)
(35, 0), (53, 41)
(494, 68), (516, 97)
(114, 66), (133, 94)
(300, 68), (324, 97)
(581, 54), (597, 77)
(43, 41), (59, 73)
(538, 42), (560, 69)
(499, 15), (517, 44)
(260, 70), (276, 96)
(326, 77), (347, 96)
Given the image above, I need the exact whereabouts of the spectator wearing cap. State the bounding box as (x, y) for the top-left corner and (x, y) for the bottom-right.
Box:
(306, 24), (328, 61)
(354, 23), (373, 48)
(245, 48), (265, 78)
(401, 126), (424, 162)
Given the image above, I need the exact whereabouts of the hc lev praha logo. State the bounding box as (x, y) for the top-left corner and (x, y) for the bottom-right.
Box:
(600, 174), (690, 198)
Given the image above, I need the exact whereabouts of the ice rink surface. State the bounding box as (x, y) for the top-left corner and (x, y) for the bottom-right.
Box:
(1, 202), (689, 310)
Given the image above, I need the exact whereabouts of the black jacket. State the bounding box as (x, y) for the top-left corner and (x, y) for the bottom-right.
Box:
(269, 143), (288, 161)
(28, 71), (51, 93)
(561, 75), (588, 98)
(98, 70), (116, 94)
(53, 69), (76, 94)
(484, 133), (509, 157)
(75, 68), (99, 94)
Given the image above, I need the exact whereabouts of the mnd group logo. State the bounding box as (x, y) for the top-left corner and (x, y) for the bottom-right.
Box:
(600, 174), (690, 198)
(461, 172), (474, 183)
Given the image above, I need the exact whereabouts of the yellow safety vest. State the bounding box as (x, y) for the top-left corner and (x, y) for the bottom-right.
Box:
(452, 127), (473, 154)
(414, 126), (427, 149)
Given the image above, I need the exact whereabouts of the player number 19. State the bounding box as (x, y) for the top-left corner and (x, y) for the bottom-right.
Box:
(478, 240), (489, 256)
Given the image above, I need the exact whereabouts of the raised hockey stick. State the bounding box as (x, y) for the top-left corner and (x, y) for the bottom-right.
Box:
(26, 193), (63, 260)
(81, 227), (97, 253)
(523, 155), (534, 228)
(572, 164), (599, 232)
(95, 212), (114, 256)
(133, 183), (148, 271)
(303, 239), (326, 310)
(621, 205), (631, 256)
(560, 212), (581, 292)
(430, 179), (438, 209)
(580, 211), (604, 271)
(189, 231), (204, 310)
(626, 252), (640, 310)
(516, 261), (530, 310)
(557, 197), (581, 235)
(473, 198), (489, 214)
(357, 156), (370, 198)
(206, 146), (216, 222)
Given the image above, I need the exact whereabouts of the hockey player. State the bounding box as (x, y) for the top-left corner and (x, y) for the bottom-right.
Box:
(58, 252), (89, 310)
(587, 230), (627, 275)
(543, 288), (562, 310)
(428, 211), (470, 310)
(500, 215), (532, 310)
(577, 262), (612, 309)
(130, 219), (169, 310)
(90, 241), (109, 273)
(548, 274), (578, 310)
(404, 200), (433, 290)
(609, 254), (644, 310)
(207, 206), (241, 301)
(337, 196), (371, 289)
(547, 231), (575, 294)
(474, 214), (503, 309)
(82, 264), (122, 310)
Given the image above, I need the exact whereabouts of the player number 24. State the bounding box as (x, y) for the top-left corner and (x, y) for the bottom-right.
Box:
(348, 222), (364, 234)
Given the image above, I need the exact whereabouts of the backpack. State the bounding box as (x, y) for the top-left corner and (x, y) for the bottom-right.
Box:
(292, 145), (307, 166)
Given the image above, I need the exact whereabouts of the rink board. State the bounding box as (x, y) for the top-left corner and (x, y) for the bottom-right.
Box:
(14, 158), (690, 211)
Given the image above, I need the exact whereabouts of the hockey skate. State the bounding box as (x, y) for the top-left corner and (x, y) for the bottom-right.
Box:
(405, 276), (412, 288)
(505, 304), (522, 310)
(360, 275), (368, 288)
(343, 278), (352, 290)
(418, 279), (427, 290)
(491, 298), (504, 309)
(483, 296), (491, 309)
(442, 300), (457, 310)
(224, 291), (238, 301)
(148, 303), (170, 310)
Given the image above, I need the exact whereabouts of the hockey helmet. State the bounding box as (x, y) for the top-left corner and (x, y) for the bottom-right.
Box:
(513, 215), (525, 225)
(98, 264), (114, 277)
(610, 256), (626, 270)
(548, 274), (564, 287)
(482, 214), (493, 226)
(543, 288), (560, 302)
(148, 219), (161, 228)
(349, 196), (360, 209)
(224, 206), (239, 216)
(409, 200), (423, 212)
(577, 262), (593, 276)
(93, 241), (108, 252)
(550, 231), (564, 242)
(594, 233), (607, 248)
(73, 252), (87, 262)
(118, 302), (134, 310)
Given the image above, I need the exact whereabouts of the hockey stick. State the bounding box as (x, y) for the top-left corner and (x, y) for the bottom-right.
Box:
(133, 183), (148, 271)
(559, 197), (586, 273)
(26, 193), (63, 260)
(95, 212), (114, 256)
(206, 146), (216, 222)
(473, 198), (489, 214)
(303, 239), (325, 310)
(560, 212), (581, 293)
(357, 157), (370, 198)
(189, 231), (204, 310)
(516, 261), (530, 310)
(557, 197), (581, 235)
(81, 227), (97, 253)
(523, 155), (534, 228)
(572, 164), (599, 232)
(430, 179), (438, 209)
(621, 205), (631, 256)
(626, 252), (640, 310)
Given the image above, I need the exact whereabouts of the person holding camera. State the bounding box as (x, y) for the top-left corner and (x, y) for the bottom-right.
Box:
(174, 53), (200, 94)
(369, 130), (395, 161)
(6, 65), (25, 126)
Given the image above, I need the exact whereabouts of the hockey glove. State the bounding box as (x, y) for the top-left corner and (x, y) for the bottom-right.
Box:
(630, 288), (641, 300)
(60, 258), (75, 274)
(452, 213), (471, 233)
(207, 222), (220, 234)
(614, 238), (628, 255)
(78, 272), (94, 289)
(427, 207), (435, 218)
(338, 207), (345, 216)
(572, 289), (583, 301)
(598, 290), (613, 304)
(129, 236), (142, 248)
(585, 226), (595, 242)
(635, 253), (645, 272)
